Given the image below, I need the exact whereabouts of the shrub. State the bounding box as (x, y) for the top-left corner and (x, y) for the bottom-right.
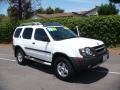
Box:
(1, 15), (120, 47)
(24, 16), (120, 46)
(0, 18), (19, 43)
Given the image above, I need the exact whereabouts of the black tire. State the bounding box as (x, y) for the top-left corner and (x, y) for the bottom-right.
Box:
(16, 49), (27, 65)
(53, 57), (75, 81)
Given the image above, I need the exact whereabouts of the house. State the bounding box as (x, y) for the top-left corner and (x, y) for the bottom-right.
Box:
(73, 6), (99, 16)
(31, 6), (99, 19)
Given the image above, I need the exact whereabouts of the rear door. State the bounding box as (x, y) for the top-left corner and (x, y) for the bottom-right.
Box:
(21, 27), (34, 56)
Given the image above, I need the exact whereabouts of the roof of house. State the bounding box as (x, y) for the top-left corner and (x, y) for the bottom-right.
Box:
(32, 6), (99, 19)
(36, 13), (74, 18)
(72, 6), (99, 16)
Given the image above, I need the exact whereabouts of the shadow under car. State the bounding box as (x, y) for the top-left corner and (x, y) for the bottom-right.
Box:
(27, 61), (108, 83)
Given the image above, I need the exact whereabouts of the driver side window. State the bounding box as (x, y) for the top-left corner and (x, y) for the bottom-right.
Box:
(34, 28), (50, 42)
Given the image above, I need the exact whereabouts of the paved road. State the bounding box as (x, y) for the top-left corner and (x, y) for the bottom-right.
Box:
(0, 47), (120, 90)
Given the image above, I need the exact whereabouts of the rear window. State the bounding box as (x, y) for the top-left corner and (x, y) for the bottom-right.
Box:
(14, 28), (22, 38)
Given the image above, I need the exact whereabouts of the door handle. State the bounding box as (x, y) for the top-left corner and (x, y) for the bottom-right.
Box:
(32, 42), (35, 44)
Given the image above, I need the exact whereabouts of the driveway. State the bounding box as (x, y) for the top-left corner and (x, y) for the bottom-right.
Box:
(0, 45), (120, 90)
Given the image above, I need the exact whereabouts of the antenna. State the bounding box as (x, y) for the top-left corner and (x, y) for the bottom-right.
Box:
(76, 26), (80, 36)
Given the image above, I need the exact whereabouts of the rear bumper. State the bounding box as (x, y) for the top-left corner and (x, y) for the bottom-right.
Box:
(70, 51), (109, 71)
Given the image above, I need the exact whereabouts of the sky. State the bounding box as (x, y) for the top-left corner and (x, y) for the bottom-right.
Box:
(0, 0), (109, 15)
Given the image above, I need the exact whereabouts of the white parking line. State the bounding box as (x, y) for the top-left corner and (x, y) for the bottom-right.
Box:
(109, 72), (120, 75)
(0, 57), (120, 76)
(0, 54), (13, 56)
(92, 70), (120, 75)
(0, 58), (16, 62)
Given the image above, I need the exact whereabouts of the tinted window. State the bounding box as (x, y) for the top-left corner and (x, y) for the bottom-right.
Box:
(23, 28), (33, 39)
(34, 28), (49, 41)
(14, 28), (22, 38)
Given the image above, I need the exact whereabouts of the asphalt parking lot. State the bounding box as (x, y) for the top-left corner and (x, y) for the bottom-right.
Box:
(0, 46), (120, 90)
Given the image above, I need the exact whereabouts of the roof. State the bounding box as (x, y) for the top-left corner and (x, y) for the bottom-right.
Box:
(35, 13), (74, 18)
(83, 6), (99, 15)
(32, 6), (99, 19)
(73, 6), (99, 16)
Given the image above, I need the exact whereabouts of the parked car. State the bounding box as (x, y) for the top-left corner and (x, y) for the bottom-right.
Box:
(13, 22), (109, 81)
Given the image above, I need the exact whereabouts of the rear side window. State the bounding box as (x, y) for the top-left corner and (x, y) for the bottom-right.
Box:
(14, 28), (22, 38)
(22, 28), (33, 39)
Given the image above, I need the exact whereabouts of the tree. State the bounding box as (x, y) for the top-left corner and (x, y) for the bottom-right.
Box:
(109, 0), (120, 3)
(0, 0), (32, 20)
(98, 3), (119, 15)
(0, 0), (33, 20)
(109, 0), (120, 12)
(0, 14), (5, 16)
(46, 6), (54, 14)
(7, 6), (19, 20)
(22, 0), (32, 19)
(18, 0), (22, 19)
(37, 7), (45, 14)
(36, 7), (64, 14)
(9, 0), (32, 19)
(54, 7), (64, 13)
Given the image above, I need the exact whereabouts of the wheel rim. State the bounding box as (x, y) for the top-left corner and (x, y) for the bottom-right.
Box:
(17, 52), (23, 62)
(57, 62), (69, 77)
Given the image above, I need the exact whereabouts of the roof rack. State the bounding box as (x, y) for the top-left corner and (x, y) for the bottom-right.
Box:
(20, 22), (43, 26)
(43, 22), (63, 27)
(20, 22), (63, 27)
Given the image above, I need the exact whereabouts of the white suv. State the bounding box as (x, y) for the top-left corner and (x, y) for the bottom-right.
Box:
(13, 22), (109, 80)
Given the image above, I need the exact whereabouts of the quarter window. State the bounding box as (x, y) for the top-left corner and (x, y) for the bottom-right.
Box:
(14, 28), (22, 38)
(23, 28), (33, 39)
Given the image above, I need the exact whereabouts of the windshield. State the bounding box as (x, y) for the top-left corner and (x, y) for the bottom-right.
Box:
(47, 27), (77, 41)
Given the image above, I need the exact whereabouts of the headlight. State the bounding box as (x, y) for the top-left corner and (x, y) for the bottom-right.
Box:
(80, 47), (95, 56)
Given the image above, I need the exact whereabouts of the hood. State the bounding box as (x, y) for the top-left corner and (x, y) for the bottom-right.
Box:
(55, 37), (104, 49)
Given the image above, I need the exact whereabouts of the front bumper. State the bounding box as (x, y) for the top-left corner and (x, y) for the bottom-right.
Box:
(70, 51), (109, 71)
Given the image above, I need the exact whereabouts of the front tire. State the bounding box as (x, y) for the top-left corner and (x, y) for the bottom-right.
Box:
(16, 49), (27, 65)
(53, 57), (75, 81)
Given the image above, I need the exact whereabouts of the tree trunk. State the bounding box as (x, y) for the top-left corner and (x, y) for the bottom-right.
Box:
(18, 0), (22, 20)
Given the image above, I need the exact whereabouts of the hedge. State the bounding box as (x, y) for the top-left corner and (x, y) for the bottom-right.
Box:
(0, 17), (19, 43)
(0, 15), (120, 46)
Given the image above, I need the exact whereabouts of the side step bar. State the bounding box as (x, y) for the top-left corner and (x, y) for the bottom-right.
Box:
(25, 56), (51, 66)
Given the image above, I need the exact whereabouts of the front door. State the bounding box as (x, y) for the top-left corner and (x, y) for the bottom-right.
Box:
(31, 28), (52, 62)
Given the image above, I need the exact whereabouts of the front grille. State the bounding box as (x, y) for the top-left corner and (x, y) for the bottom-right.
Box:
(93, 44), (106, 56)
